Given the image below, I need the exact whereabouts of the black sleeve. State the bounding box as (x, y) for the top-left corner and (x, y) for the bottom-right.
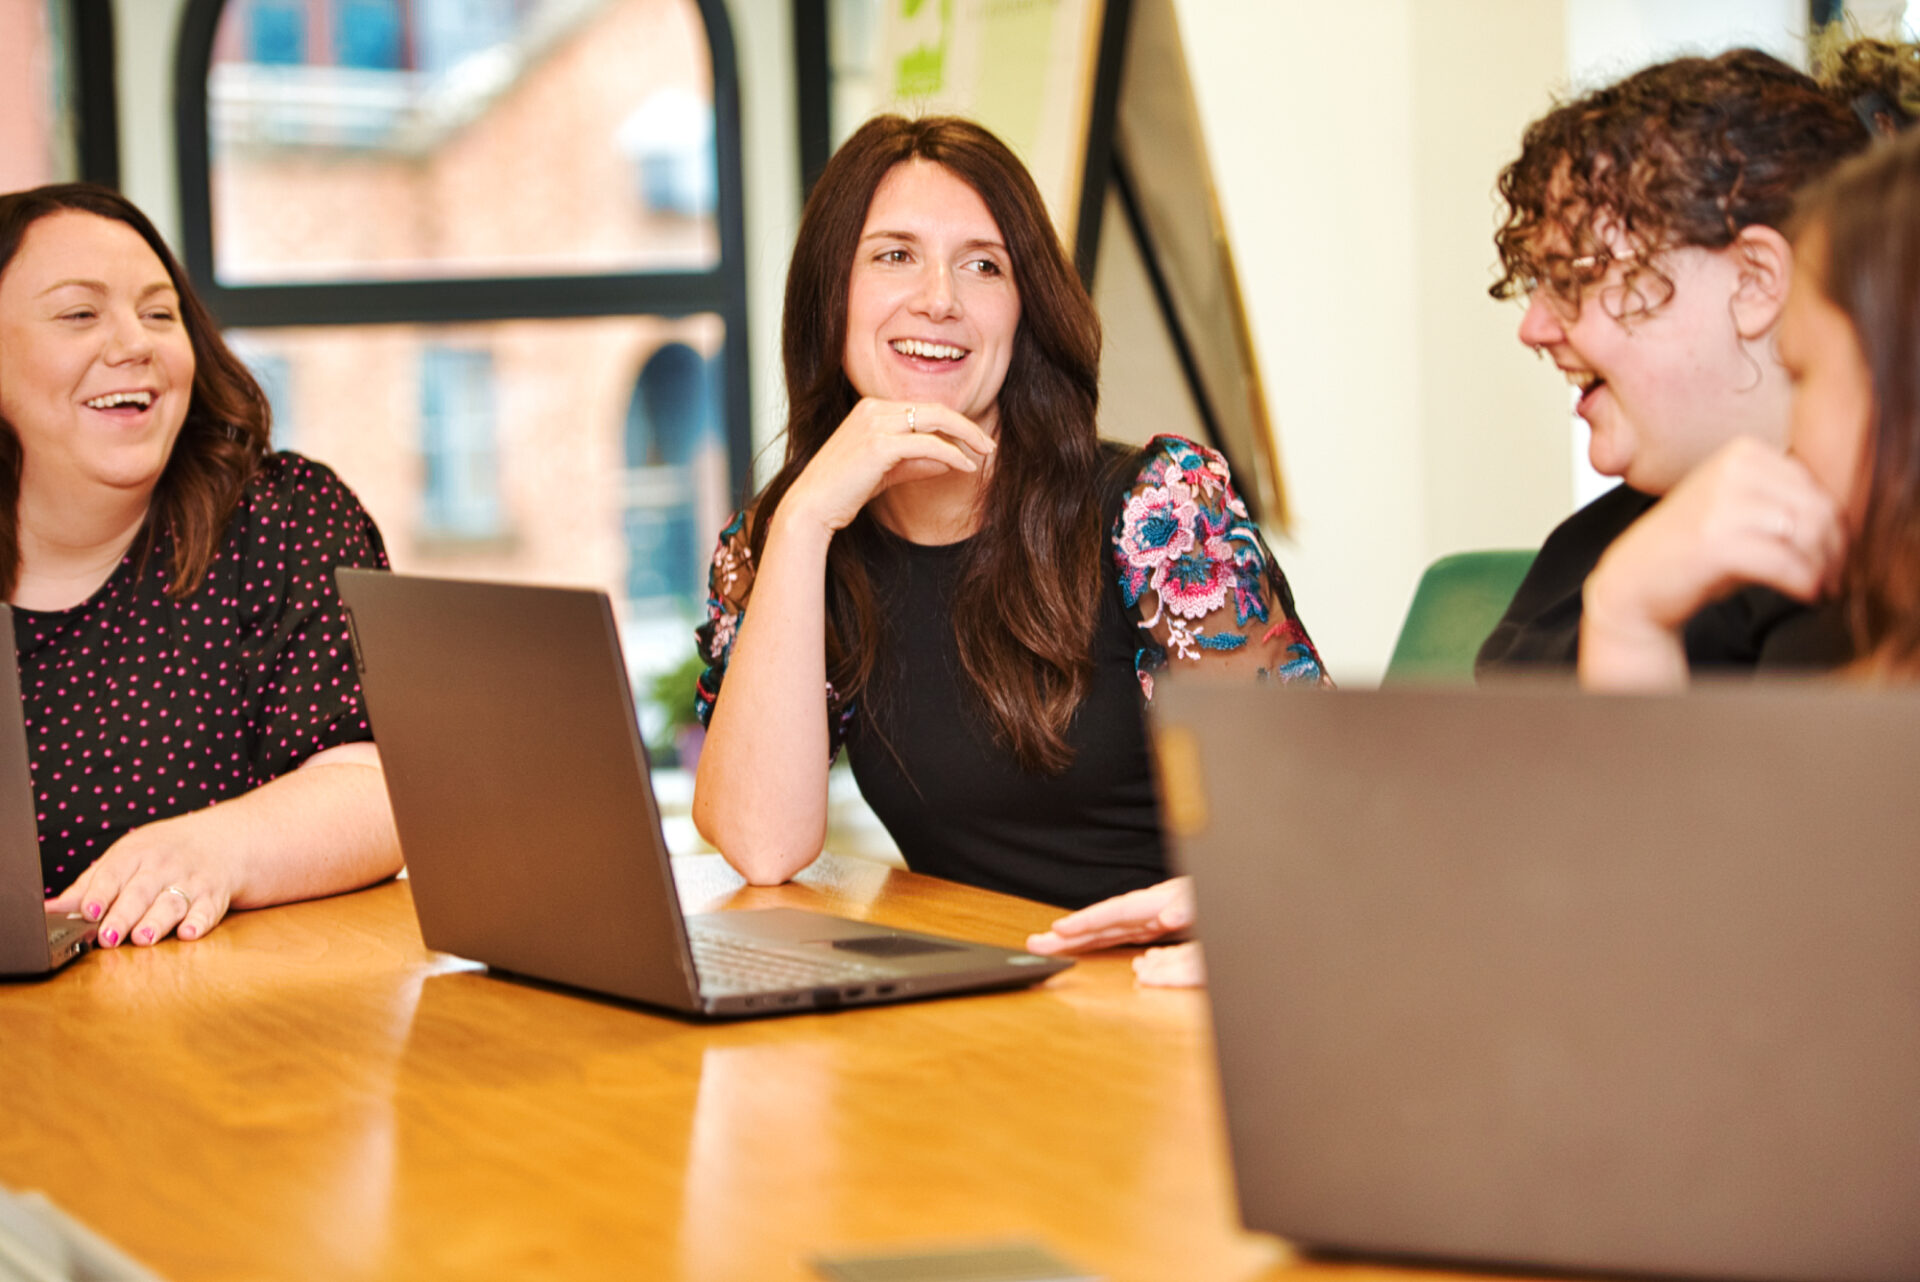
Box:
(1476, 485), (1656, 678)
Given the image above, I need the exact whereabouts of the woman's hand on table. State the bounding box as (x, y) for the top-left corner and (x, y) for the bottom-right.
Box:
(1133, 940), (1206, 987)
(1027, 876), (1194, 955)
(42, 741), (400, 947)
(1581, 438), (1845, 691)
(1027, 879), (1207, 988)
(44, 813), (241, 947)
(780, 398), (996, 534)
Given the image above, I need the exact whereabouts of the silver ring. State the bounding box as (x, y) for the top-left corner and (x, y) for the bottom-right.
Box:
(905, 404), (917, 433)
(163, 885), (193, 909)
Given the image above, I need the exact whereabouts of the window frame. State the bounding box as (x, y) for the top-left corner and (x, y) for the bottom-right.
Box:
(171, 0), (752, 493)
(25, 0), (121, 188)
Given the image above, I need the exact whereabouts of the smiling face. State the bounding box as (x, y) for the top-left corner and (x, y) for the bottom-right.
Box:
(1779, 226), (1875, 527)
(841, 159), (1021, 434)
(1516, 234), (1782, 495)
(0, 209), (196, 508)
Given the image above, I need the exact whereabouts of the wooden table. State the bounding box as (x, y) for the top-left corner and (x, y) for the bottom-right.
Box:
(1, 855), (1513, 1282)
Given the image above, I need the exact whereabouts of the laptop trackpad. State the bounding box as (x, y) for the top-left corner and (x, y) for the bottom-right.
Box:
(827, 935), (963, 958)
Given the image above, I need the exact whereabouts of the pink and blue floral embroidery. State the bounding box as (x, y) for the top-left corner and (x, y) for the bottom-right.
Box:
(697, 434), (1326, 735)
(1115, 436), (1326, 695)
(695, 510), (857, 751)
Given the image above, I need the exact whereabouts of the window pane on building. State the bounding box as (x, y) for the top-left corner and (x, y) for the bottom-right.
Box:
(207, 0), (720, 283)
(420, 345), (506, 539)
(0, 1), (77, 190)
(229, 314), (732, 686)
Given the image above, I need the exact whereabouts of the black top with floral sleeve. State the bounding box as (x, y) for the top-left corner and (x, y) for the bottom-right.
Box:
(694, 435), (1326, 909)
(17, 453), (388, 895)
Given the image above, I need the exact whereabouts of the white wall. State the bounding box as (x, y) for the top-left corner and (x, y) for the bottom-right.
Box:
(1171, 0), (1575, 683)
(109, 0), (184, 243)
(1567, 0), (1804, 89)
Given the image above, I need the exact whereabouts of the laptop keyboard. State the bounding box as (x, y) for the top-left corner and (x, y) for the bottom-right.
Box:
(689, 927), (887, 995)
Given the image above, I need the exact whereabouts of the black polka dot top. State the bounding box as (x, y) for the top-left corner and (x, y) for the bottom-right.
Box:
(15, 453), (389, 896)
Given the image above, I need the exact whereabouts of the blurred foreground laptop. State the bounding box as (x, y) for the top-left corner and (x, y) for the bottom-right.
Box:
(0, 607), (97, 977)
(337, 570), (1068, 1018)
(1153, 680), (1920, 1282)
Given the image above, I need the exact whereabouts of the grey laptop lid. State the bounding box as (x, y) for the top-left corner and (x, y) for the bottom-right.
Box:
(336, 570), (1067, 1017)
(1153, 679), (1920, 1282)
(0, 608), (96, 976)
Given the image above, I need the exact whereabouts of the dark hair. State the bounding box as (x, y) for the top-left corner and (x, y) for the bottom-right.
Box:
(1490, 42), (1920, 317)
(1794, 126), (1920, 671)
(0, 183), (269, 601)
(747, 115), (1105, 774)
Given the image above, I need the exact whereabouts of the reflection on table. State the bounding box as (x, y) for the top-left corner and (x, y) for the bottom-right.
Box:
(1, 854), (1520, 1282)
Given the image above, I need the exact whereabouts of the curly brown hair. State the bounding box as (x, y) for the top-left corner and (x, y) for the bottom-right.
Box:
(0, 183), (270, 602)
(1490, 41), (1920, 319)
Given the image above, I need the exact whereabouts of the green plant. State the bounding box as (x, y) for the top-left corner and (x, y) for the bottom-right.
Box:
(646, 649), (710, 745)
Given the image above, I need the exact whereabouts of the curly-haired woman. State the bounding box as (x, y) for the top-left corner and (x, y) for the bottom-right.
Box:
(1583, 123), (1920, 687)
(1477, 39), (1920, 676)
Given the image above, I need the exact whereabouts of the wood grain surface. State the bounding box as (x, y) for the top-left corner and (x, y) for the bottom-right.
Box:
(1, 855), (1523, 1282)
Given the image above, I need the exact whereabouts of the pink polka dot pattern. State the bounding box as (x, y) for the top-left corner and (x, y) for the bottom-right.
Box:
(17, 453), (389, 897)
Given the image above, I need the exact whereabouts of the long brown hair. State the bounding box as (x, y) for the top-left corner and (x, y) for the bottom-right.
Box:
(749, 115), (1105, 774)
(0, 183), (269, 602)
(1490, 42), (1920, 316)
(1795, 127), (1920, 670)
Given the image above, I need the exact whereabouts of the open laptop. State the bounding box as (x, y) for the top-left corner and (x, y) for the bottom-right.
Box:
(336, 569), (1069, 1018)
(1153, 679), (1920, 1282)
(1, 608), (97, 977)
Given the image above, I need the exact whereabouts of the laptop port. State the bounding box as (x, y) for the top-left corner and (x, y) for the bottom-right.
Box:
(843, 987), (866, 1000)
(876, 984), (896, 996)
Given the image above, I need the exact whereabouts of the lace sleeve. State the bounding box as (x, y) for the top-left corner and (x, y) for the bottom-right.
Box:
(692, 511), (857, 754)
(694, 511), (754, 728)
(1111, 435), (1330, 698)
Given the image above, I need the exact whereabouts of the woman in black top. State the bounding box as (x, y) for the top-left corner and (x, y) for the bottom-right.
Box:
(1476, 40), (1918, 677)
(1, 183), (400, 947)
(1583, 123), (1920, 686)
(692, 117), (1323, 921)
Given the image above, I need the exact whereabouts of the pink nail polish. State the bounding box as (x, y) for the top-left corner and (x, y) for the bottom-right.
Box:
(101, 928), (118, 946)
(137, 927), (152, 944)
(85, 902), (102, 920)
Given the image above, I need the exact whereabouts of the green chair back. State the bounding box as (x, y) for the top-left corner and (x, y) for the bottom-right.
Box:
(1383, 549), (1537, 685)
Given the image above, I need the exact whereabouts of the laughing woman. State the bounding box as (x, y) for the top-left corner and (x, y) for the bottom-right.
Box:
(692, 116), (1324, 921)
(1, 183), (401, 948)
(1477, 40), (1920, 676)
(1581, 124), (1920, 687)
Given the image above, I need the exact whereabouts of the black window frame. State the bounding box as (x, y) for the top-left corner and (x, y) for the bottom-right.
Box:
(26, 0), (121, 189)
(172, 0), (752, 493)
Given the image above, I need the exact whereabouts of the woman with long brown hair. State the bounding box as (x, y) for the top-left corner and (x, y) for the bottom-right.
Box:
(692, 115), (1323, 917)
(1, 182), (401, 949)
(1582, 122), (1920, 686)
